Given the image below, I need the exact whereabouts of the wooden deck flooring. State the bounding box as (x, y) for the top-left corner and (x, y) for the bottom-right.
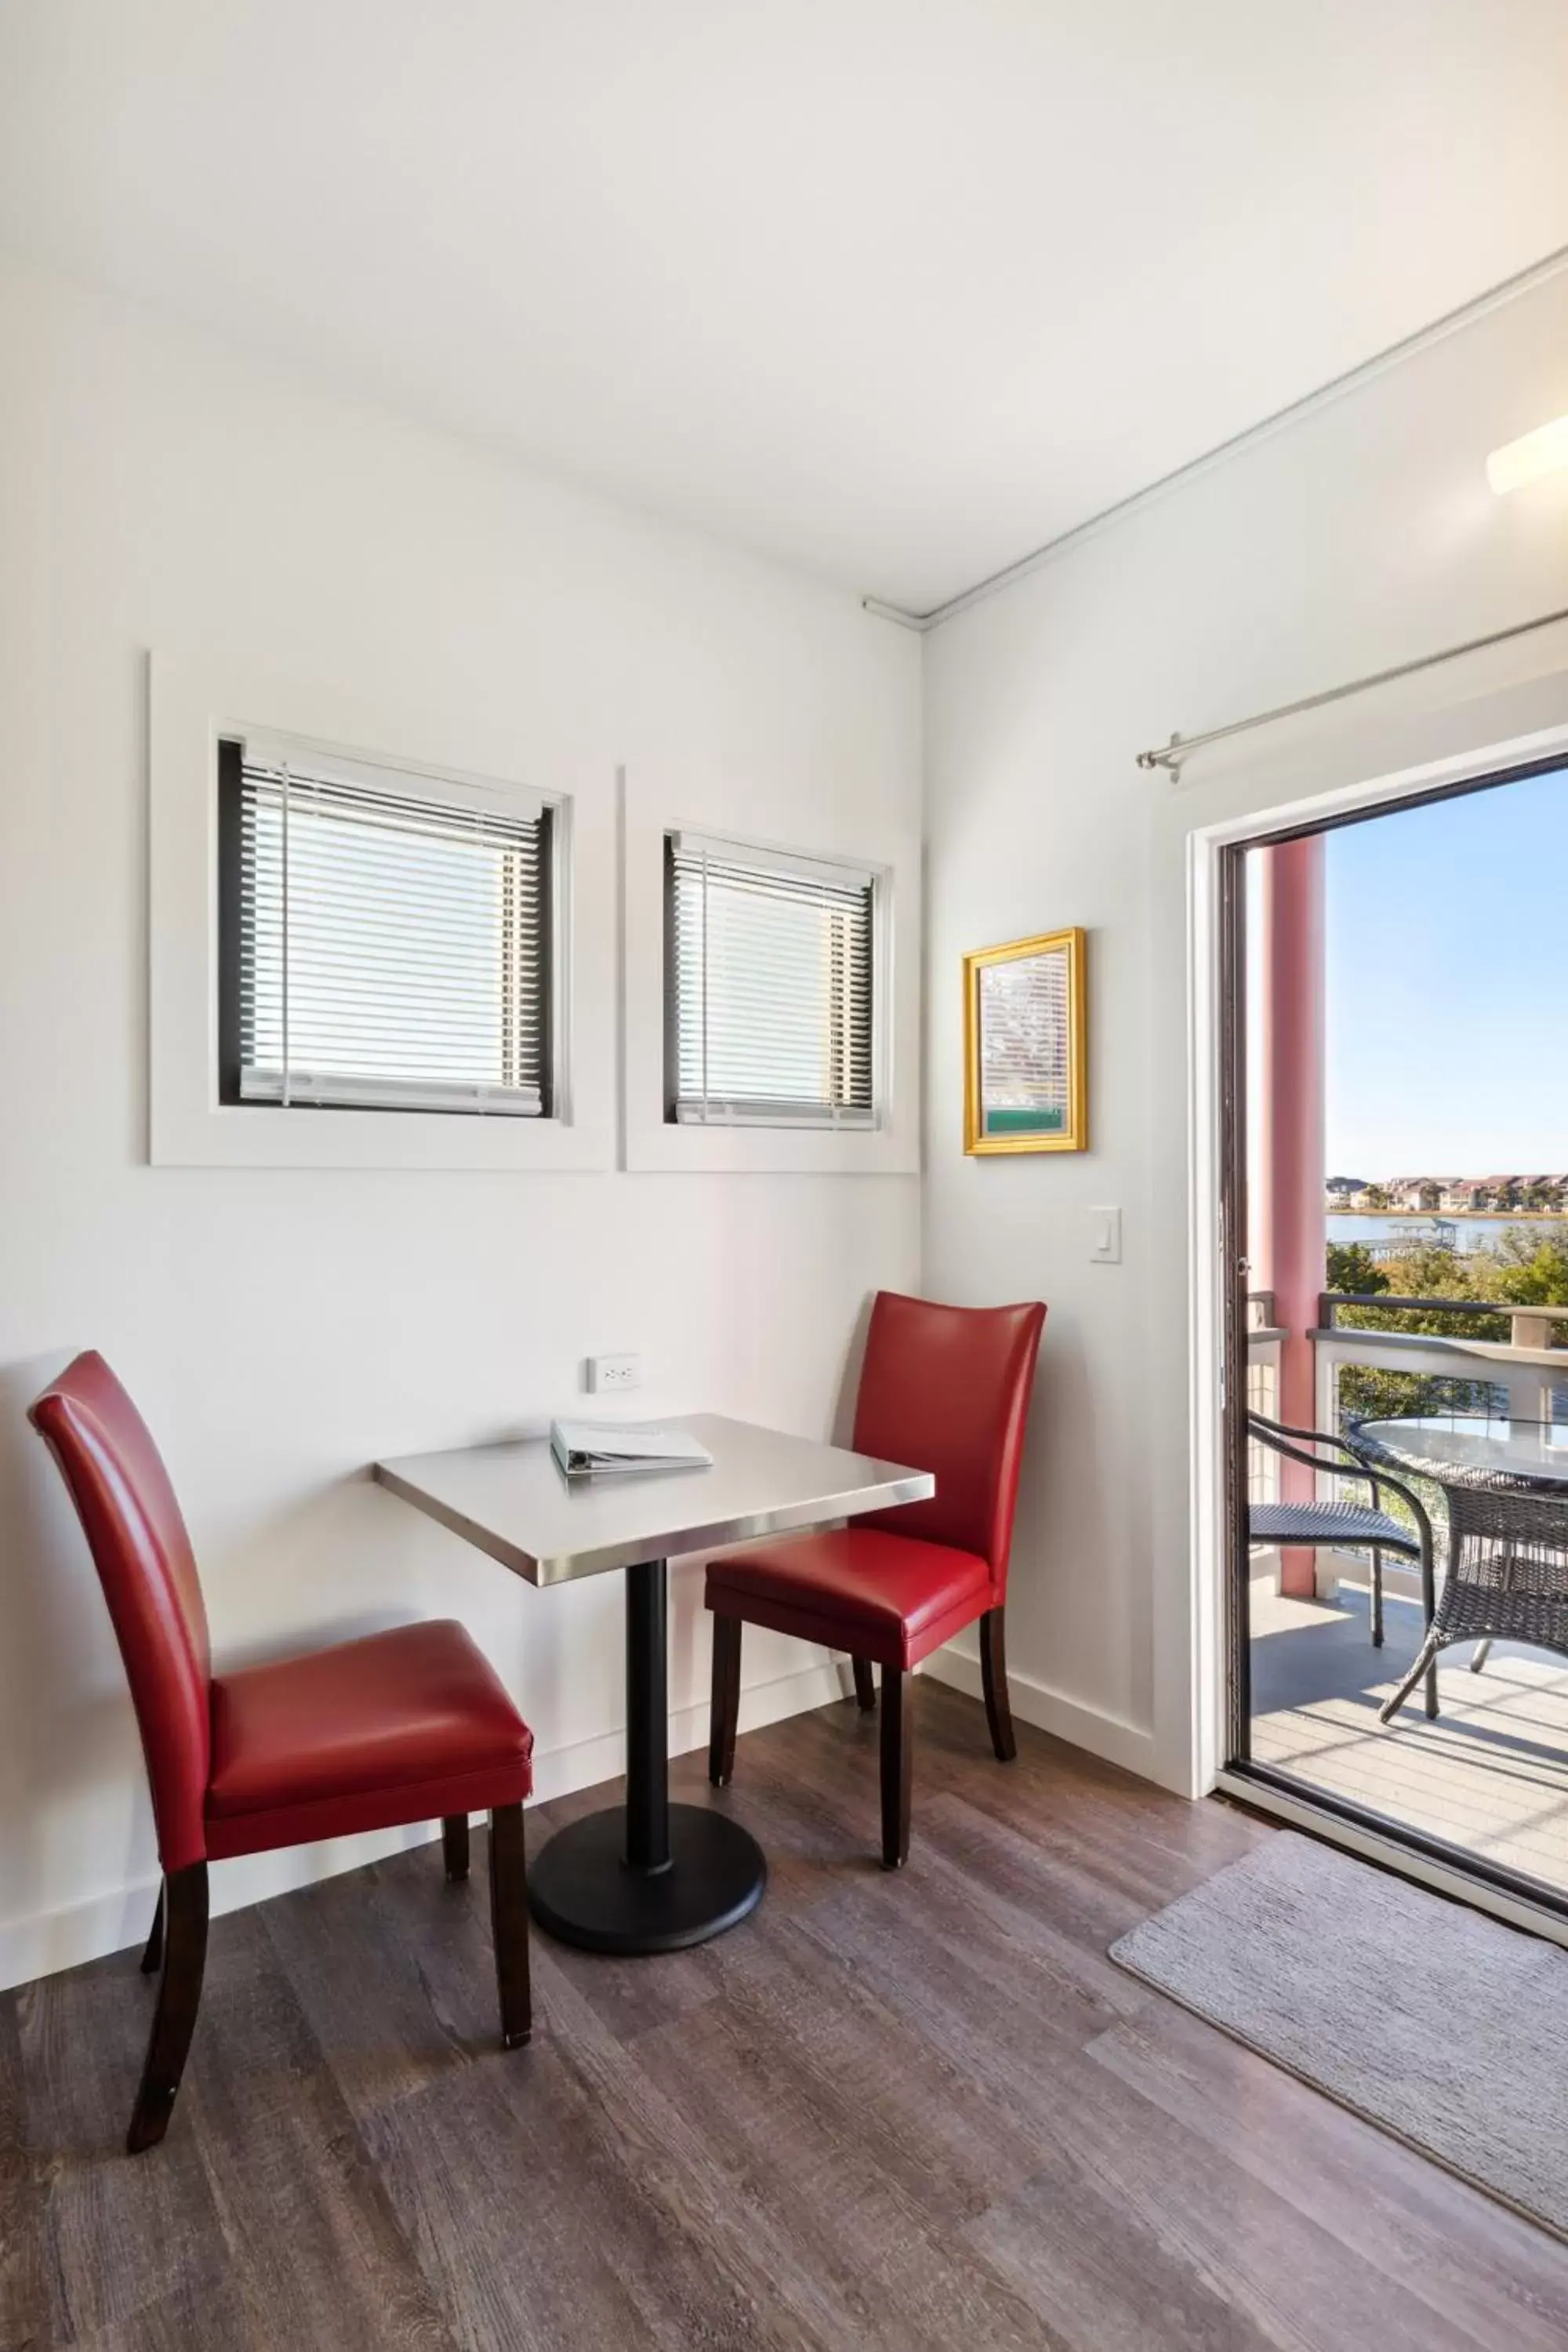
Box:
(1250, 1579), (1568, 1899)
(7, 1679), (1568, 2350)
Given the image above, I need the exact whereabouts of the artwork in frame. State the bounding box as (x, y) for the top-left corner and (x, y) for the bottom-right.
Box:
(963, 927), (1087, 1155)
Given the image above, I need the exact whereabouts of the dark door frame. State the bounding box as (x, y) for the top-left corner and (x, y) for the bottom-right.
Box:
(1211, 750), (1568, 1940)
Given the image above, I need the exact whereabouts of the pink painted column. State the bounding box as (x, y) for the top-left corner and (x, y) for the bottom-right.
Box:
(1252, 835), (1326, 1599)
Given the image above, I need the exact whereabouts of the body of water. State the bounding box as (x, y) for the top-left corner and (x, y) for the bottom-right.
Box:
(1327, 1212), (1566, 1256)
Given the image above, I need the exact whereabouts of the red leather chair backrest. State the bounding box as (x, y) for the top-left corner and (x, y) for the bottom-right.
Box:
(29, 1352), (212, 1873)
(851, 1290), (1045, 1590)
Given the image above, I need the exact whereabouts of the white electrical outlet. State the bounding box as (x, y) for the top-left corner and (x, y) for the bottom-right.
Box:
(586, 1352), (643, 1392)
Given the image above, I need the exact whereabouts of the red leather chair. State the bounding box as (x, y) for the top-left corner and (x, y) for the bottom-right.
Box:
(706, 1290), (1044, 1868)
(29, 1352), (535, 2154)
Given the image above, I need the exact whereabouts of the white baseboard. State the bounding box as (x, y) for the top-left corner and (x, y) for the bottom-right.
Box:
(924, 1640), (1157, 1780)
(0, 1657), (854, 1994)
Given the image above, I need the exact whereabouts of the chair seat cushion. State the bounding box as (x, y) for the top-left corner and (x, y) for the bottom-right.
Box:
(1250, 1500), (1418, 1552)
(205, 1620), (533, 1860)
(706, 1527), (993, 1670)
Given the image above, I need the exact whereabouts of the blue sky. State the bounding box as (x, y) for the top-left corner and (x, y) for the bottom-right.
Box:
(1324, 764), (1568, 1175)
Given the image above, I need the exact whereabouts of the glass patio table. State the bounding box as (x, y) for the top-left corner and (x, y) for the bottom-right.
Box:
(1350, 1415), (1568, 1720)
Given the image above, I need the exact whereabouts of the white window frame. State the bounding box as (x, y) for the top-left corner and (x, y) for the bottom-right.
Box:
(664, 828), (885, 1134)
(149, 653), (615, 1171)
(622, 766), (920, 1175)
(223, 730), (558, 1120)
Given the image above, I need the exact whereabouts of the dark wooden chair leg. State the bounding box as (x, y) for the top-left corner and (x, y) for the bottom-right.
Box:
(140, 1881), (165, 1975)
(978, 1608), (1017, 1762)
(442, 1813), (471, 1882)
(850, 1656), (876, 1711)
(709, 1613), (742, 1787)
(127, 1863), (208, 2154)
(879, 1665), (912, 1869)
(487, 1804), (532, 2050)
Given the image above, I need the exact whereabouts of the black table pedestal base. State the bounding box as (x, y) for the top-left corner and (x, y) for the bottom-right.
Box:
(528, 1802), (766, 1955)
(527, 1557), (768, 1955)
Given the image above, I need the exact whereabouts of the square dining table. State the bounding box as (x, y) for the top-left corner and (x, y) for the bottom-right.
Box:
(372, 1414), (932, 1955)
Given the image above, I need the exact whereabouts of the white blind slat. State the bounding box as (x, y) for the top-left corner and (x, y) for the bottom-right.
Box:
(229, 751), (550, 1117)
(666, 836), (877, 1130)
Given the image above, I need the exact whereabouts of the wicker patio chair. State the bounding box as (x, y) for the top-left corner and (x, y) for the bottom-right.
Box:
(1247, 1409), (1438, 1719)
(1350, 1420), (1568, 1726)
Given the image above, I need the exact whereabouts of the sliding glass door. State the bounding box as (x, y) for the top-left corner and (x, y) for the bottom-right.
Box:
(1221, 757), (1568, 1924)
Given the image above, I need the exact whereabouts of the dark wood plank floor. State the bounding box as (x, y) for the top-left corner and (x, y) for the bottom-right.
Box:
(5, 1681), (1568, 2351)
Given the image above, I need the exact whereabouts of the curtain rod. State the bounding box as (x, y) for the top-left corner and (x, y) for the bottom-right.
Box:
(1137, 601), (1568, 775)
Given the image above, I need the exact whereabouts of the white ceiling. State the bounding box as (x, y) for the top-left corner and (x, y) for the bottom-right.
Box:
(3, 2), (1567, 615)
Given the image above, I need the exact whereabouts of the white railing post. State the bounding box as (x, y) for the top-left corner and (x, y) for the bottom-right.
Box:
(1245, 1330), (1282, 1505)
(1245, 1327), (1283, 1586)
(1508, 1315), (1555, 1424)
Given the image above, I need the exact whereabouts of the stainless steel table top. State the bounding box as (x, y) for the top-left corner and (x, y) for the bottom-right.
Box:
(1356, 1415), (1568, 1490)
(373, 1413), (935, 1584)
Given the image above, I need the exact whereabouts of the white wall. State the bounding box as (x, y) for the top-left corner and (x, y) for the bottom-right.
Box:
(12, 238), (1568, 1991)
(0, 254), (921, 1988)
(921, 263), (1568, 1793)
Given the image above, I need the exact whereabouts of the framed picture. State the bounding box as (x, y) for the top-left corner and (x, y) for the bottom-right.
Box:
(963, 927), (1087, 1155)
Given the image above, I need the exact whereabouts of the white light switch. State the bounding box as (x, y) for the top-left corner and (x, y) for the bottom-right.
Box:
(1089, 1207), (1122, 1265)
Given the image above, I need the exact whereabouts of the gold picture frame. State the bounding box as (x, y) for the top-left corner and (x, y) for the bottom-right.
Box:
(963, 927), (1087, 1155)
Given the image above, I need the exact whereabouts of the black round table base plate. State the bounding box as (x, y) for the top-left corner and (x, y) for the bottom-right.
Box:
(527, 1803), (767, 1955)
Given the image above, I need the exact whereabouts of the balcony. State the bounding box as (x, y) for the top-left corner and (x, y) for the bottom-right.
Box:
(1245, 1292), (1568, 1902)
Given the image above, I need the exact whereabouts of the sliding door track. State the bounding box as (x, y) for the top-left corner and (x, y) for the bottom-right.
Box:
(1217, 1760), (1568, 1952)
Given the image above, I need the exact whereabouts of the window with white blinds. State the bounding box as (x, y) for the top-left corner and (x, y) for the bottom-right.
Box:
(218, 739), (552, 1117)
(665, 831), (878, 1127)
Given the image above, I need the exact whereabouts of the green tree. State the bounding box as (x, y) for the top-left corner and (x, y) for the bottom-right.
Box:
(1330, 1236), (1502, 1427)
(1325, 1240), (1386, 1298)
(1489, 1226), (1568, 1322)
(1325, 1220), (1568, 1428)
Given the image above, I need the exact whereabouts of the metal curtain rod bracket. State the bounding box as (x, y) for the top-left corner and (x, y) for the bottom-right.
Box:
(1137, 600), (1568, 776)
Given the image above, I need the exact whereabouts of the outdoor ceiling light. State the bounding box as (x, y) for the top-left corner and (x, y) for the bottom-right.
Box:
(1486, 412), (1568, 495)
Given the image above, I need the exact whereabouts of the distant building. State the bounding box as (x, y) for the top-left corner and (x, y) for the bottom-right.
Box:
(1327, 1174), (1568, 1218)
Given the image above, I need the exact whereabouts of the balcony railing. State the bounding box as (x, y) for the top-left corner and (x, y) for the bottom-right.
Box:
(1319, 1289), (1567, 1357)
(1244, 1294), (1283, 1509)
(1246, 1288), (1568, 1601)
(1315, 1290), (1566, 1431)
